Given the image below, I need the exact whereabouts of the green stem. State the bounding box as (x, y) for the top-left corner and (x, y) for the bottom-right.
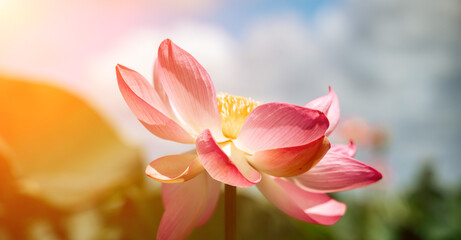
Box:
(225, 184), (236, 240)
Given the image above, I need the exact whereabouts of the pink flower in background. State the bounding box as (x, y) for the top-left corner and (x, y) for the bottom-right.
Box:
(116, 39), (382, 240)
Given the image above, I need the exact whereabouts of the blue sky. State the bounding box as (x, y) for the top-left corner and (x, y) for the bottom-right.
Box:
(208, 0), (339, 36)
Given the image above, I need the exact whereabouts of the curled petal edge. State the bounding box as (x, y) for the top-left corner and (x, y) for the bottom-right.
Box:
(305, 86), (340, 136)
(249, 137), (330, 177)
(196, 129), (261, 187)
(146, 153), (204, 183)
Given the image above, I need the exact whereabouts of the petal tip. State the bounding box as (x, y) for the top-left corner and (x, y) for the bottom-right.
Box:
(306, 199), (347, 226)
(374, 169), (383, 181)
(159, 38), (175, 53)
(349, 140), (357, 156)
(366, 163), (383, 182)
(115, 64), (122, 75)
(328, 86), (336, 94)
(162, 38), (172, 45)
(324, 202), (347, 225)
(115, 64), (136, 80)
(115, 63), (129, 72)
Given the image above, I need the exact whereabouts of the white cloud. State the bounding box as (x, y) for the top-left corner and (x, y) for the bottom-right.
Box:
(233, 12), (344, 104)
(312, 0), (461, 185)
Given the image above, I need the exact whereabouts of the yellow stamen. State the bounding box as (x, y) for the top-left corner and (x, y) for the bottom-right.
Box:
(217, 93), (261, 139)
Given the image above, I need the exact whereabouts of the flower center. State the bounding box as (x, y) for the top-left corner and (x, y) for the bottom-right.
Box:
(217, 93), (261, 139)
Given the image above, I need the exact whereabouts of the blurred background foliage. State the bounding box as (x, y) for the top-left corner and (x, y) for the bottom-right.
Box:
(1, 0), (461, 239)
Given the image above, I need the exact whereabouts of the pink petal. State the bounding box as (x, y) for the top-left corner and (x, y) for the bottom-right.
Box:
(158, 172), (221, 240)
(235, 102), (329, 153)
(116, 64), (194, 143)
(257, 174), (346, 225)
(196, 177), (222, 226)
(145, 152), (204, 183)
(294, 152), (382, 193)
(156, 39), (224, 141)
(196, 129), (261, 187)
(249, 137), (330, 177)
(305, 86), (340, 136)
(330, 141), (356, 157)
(153, 60), (176, 119)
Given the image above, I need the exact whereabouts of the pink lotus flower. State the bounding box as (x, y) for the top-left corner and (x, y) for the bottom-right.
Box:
(116, 39), (382, 240)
